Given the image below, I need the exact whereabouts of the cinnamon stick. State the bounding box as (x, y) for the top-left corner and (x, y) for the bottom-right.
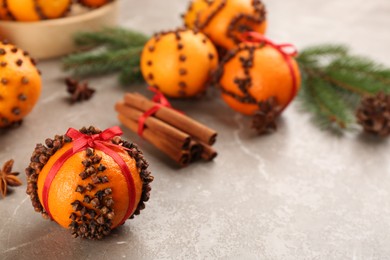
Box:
(199, 142), (218, 161)
(124, 93), (217, 145)
(189, 141), (203, 162)
(115, 102), (191, 150)
(118, 115), (190, 167)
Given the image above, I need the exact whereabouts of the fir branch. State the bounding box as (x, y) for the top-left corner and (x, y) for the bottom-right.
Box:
(298, 44), (348, 59)
(119, 66), (144, 85)
(299, 74), (355, 130)
(327, 56), (390, 89)
(326, 68), (385, 95)
(63, 28), (148, 84)
(63, 27), (148, 84)
(63, 47), (143, 77)
(297, 44), (348, 67)
(74, 27), (148, 50)
(297, 43), (390, 133)
(303, 66), (368, 96)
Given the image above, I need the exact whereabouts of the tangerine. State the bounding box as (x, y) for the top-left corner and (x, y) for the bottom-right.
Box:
(0, 0), (11, 20)
(0, 41), (41, 128)
(215, 43), (301, 116)
(196, 0), (267, 50)
(26, 126), (153, 239)
(141, 28), (218, 98)
(183, 0), (211, 29)
(6, 0), (71, 21)
(36, 0), (72, 19)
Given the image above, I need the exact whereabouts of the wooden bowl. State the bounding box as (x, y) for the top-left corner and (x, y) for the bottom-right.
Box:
(0, 2), (118, 60)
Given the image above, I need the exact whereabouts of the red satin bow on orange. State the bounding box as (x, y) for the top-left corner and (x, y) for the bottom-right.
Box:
(67, 126), (123, 151)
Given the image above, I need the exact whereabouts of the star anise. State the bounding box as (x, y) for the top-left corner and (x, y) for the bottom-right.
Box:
(65, 78), (95, 103)
(356, 92), (390, 137)
(252, 97), (281, 135)
(0, 159), (22, 198)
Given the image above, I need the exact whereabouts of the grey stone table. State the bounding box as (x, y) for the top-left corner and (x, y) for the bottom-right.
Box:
(1, 0), (390, 259)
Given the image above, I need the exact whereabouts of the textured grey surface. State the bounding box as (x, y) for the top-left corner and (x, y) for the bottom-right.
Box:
(1, 0), (390, 259)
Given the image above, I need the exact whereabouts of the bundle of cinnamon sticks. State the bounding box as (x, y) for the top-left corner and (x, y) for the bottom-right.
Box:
(115, 93), (218, 167)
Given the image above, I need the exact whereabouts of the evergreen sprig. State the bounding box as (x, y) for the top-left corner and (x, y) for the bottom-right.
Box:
(74, 27), (149, 50)
(62, 28), (148, 85)
(297, 44), (390, 132)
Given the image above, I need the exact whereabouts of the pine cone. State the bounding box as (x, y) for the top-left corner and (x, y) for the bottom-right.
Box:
(356, 92), (390, 137)
(252, 97), (281, 135)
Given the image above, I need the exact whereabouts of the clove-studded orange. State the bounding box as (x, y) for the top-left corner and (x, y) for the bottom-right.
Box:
(5, 0), (72, 21)
(78, 0), (111, 8)
(140, 28), (218, 98)
(0, 0), (11, 20)
(26, 126), (153, 240)
(183, 0), (211, 29)
(215, 43), (301, 116)
(194, 0), (267, 50)
(0, 41), (41, 128)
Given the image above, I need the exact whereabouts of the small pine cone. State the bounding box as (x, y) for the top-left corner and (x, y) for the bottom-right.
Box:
(252, 97), (281, 135)
(356, 92), (390, 137)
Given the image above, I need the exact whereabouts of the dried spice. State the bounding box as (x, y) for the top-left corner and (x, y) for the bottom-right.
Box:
(0, 160), (22, 198)
(252, 97), (281, 135)
(116, 92), (218, 166)
(356, 92), (390, 137)
(65, 78), (95, 103)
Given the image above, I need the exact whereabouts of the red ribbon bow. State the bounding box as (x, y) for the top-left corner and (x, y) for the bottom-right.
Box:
(137, 86), (174, 137)
(42, 126), (136, 227)
(67, 126), (123, 151)
(240, 32), (299, 108)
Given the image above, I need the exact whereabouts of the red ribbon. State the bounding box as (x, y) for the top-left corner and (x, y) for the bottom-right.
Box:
(240, 32), (299, 108)
(137, 86), (173, 137)
(42, 126), (136, 227)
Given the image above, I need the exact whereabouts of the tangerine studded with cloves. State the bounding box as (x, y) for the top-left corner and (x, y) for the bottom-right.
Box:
(191, 0), (267, 50)
(214, 43), (301, 116)
(26, 126), (153, 239)
(0, 41), (42, 128)
(141, 28), (218, 98)
(182, 0), (212, 29)
(0, 0), (11, 20)
(4, 0), (72, 21)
